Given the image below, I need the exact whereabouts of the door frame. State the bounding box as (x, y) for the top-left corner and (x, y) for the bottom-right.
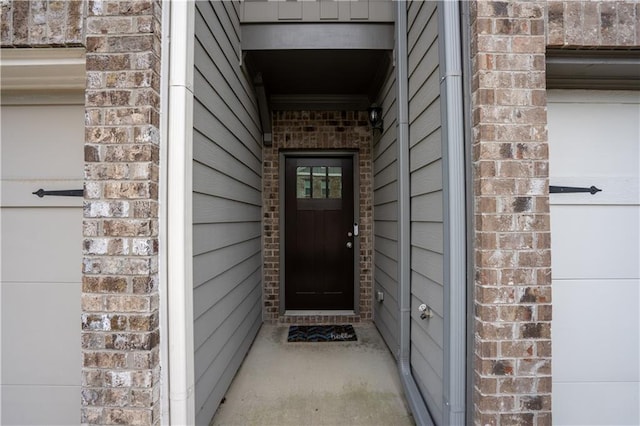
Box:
(279, 150), (360, 315)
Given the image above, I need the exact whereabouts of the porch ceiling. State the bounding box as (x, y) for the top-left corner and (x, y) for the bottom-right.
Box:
(243, 49), (392, 110)
(241, 23), (394, 111)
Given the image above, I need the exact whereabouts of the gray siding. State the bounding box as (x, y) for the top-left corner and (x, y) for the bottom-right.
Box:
(192, 2), (263, 424)
(373, 65), (400, 357)
(240, 0), (394, 22)
(407, 1), (445, 425)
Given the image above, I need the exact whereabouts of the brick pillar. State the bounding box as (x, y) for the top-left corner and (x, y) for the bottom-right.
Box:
(81, 1), (162, 424)
(469, 1), (552, 425)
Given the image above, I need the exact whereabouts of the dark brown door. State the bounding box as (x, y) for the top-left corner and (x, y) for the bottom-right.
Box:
(285, 156), (355, 310)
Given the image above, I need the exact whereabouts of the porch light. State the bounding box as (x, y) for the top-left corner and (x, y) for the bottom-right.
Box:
(368, 104), (383, 133)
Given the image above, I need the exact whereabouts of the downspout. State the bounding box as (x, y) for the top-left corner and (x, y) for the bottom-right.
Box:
(167, 1), (196, 424)
(459, 2), (476, 424)
(395, 2), (433, 425)
(438, 1), (467, 425)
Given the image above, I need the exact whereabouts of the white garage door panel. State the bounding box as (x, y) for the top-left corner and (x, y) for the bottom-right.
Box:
(1, 95), (83, 425)
(2, 180), (84, 207)
(553, 382), (640, 426)
(551, 176), (640, 206)
(553, 279), (639, 382)
(1, 104), (84, 180)
(1, 282), (81, 384)
(549, 89), (640, 425)
(1, 385), (81, 425)
(547, 91), (639, 179)
(551, 205), (640, 279)
(1, 208), (83, 283)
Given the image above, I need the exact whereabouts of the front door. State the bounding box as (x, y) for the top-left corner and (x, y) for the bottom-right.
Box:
(284, 156), (355, 310)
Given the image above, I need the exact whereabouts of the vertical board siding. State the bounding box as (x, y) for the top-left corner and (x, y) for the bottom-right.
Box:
(407, 1), (445, 425)
(192, 2), (263, 424)
(373, 65), (400, 357)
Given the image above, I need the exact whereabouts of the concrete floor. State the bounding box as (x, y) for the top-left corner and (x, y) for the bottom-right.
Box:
(211, 323), (415, 426)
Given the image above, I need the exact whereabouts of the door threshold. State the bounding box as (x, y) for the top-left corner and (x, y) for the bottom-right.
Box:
(285, 310), (356, 317)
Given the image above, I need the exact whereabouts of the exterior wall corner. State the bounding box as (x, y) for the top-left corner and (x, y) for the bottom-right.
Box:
(469, 1), (552, 424)
(81, 1), (164, 423)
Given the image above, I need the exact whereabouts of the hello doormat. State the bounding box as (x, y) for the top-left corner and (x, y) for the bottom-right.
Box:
(287, 324), (357, 342)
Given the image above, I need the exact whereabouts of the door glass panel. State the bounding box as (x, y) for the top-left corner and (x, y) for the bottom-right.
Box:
(328, 167), (342, 198)
(312, 167), (327, 199)
(296, 165), (342, 199)
(296, 167), (311, 199)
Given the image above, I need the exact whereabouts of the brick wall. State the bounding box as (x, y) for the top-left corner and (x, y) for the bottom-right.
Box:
(81, 0), (162, 424)
(264, 111), (373, 324)
(1, 0), (84, 46)
(469, 1), (552, 425)
(547, 0), (639, 47)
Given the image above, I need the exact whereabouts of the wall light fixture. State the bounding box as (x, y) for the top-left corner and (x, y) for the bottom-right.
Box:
(368, 104), (383, 133)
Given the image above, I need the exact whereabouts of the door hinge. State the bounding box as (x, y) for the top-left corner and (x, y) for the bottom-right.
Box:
(32, 188), (84, 197)
(549, 185), (602, 195)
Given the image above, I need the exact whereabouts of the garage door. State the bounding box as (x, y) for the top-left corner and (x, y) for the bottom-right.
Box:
(1, 92), (84, 424)
(549, 90), (640, 425)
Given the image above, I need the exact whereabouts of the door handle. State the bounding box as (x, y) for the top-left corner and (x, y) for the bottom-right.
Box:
(346, 242), (353, 249)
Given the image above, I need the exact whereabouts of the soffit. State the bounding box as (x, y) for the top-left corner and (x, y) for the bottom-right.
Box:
(244, 49), (391, 109)
(241, 23), (394, 110)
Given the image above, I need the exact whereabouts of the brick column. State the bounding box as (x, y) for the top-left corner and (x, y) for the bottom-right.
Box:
(469, 1), (552, 425)
(81, 1), (162, 424)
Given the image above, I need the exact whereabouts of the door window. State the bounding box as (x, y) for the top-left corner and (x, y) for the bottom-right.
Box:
(296, 166), (342, 199)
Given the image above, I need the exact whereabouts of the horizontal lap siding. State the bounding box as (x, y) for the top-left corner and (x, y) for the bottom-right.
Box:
(192, 2), (263, 424)
(373, 65), (400, 357)
(407, 1), (445, 425)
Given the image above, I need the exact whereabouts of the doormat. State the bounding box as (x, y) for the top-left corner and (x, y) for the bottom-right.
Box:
(287, 324), (357, 342)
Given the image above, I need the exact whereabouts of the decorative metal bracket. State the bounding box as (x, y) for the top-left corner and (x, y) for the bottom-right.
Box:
(549, 185), (602, 195)
(32, 188), (84, 198)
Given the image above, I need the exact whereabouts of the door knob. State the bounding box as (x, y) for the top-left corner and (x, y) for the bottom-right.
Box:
(346, 242), (353, 249)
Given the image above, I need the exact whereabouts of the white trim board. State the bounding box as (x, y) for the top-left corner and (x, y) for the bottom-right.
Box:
(0, 48), (86, 91)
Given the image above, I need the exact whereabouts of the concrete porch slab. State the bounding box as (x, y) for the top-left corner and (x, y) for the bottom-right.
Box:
(211, 323), (415, 425)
